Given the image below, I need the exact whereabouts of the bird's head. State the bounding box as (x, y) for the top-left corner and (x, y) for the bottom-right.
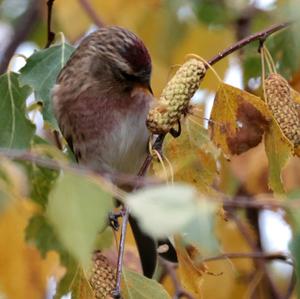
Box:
(88, 26), (152, 93)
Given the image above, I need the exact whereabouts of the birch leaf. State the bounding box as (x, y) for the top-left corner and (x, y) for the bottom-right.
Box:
(0, 72), (35, 148)
(19, 42), (74, 127)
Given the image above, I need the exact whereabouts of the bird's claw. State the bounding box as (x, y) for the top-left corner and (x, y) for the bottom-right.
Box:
(109, 212), (122, 231)
(111, 289), (121, 299)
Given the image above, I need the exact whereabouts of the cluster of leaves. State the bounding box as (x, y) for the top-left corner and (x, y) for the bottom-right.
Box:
(0, 37), (182, 298)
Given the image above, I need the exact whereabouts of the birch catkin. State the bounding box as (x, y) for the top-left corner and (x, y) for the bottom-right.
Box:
(265, 73), (300, 145)
(89, 251), (116, 299)
(147, 58), (206, 134)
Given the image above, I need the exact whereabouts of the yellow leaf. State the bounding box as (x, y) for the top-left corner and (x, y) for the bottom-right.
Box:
(210, 83), (271, 156)
(0, 200), (61, 299)
(175, 236), (206, 298)
(152, 116), (218, 195)
(0, 157), (28, 199)
(201, 217), (255, 299)
(71, 267), (96, 299)
(264, 120), (293, 194)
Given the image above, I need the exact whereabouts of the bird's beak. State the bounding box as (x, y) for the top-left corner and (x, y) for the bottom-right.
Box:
(147, 82), (153, 95)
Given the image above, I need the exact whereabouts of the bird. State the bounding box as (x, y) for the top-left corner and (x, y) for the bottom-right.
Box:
(52, 25), (158, 278)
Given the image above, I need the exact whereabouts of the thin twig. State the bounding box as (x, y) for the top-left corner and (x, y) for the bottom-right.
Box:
(78, 0), (104, 27)
(0, 0), (39, 74)
(111, 208), (129, 299)
(228, 212), (284, 299)
(159, 258), (195, 299)
(1, 21), (293, 297)
(208, 21), (292, 67)
(45, 0), (56, 48)
(2, 147), (300, 209)
(133, 21), (292, 185)
(0, 148), (159, 193)
(202, 251), (293, 266)
(111, 134), (166, 297)
(111, 134), (166, 296)
(222, 197), (281, 209)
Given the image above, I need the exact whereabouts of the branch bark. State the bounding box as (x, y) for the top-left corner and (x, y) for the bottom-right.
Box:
(208, 21), (291, 66)
(45, 0), (56, 48)
(78, 0), (104, 27)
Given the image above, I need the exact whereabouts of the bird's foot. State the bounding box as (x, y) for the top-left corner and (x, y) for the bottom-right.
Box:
(108, 211), (124, 231)
(111, 289), (121, 299)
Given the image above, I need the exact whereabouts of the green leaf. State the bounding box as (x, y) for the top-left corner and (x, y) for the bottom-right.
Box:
(182, 199), (219, 254)
(122, 269), (171, 299)
(127, 184), (218, 253)
(127, 184), (199, 238)
(243, 50), (261, 87)
(46, 172), (113, 267)
(22, 137), (60, 208)
(55, 252), (78, 299)
(287, 194), (300, 298)
(290, 235), (300, 298)
(25, 214), (64, 257)
(0, 72), (35, 148)
(94, 227), (114, 251)
(19, 42), (75, 127)
(192, 0), (231, 26)
(25, 213), (84, 299)
(267, 27), (300, 80)
(264, 120), (293, 194)
(27, 163), (59, 208)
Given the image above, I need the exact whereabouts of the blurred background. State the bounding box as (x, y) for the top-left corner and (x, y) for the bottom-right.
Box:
(1, 0), (300, 298)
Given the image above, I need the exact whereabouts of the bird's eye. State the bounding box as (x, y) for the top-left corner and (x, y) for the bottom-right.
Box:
(119, 70), (140, 82)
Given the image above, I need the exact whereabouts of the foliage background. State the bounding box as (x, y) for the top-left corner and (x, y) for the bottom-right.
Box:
(0, 0), (300, 298)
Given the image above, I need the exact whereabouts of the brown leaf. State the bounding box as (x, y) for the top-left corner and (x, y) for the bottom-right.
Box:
(210, 83), (271, 156)
(227, 102), (269, 155)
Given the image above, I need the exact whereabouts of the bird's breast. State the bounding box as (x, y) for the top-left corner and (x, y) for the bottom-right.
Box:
(53, 84), (152, 175)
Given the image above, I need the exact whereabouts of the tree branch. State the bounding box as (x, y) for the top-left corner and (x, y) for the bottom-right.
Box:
(202, 251), (293, 265)
(111, 208), (129, 299)
(228, 211), (285, 299)
(0, 148), (159, 192)
(159, 258), (195, 299)
(125, 21), (292, 184)
(208, 21), (292, 66)
(78, 0), (104, 27)
(45, 0), (56, 48)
